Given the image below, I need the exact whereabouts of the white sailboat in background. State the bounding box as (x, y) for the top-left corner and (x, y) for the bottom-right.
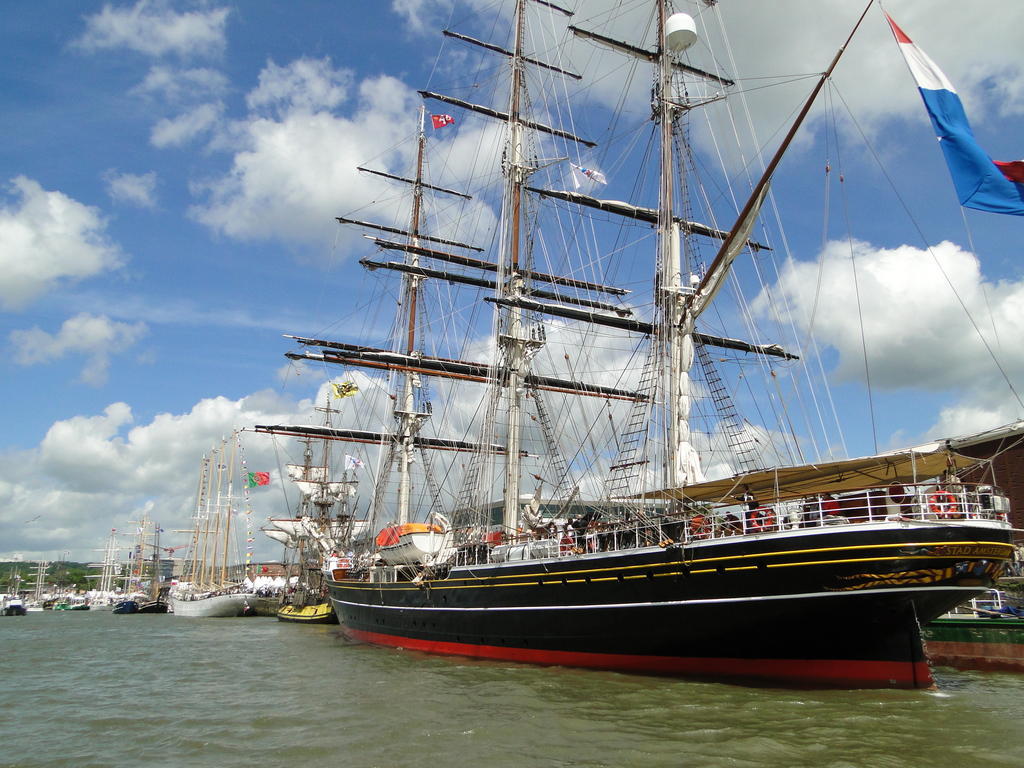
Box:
(23, 559), (50, 611)
(171, 433), (255, 618)
(87, 528), (121, 609)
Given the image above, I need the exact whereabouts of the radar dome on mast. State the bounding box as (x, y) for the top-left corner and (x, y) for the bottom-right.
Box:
(666, 13), (697, 53)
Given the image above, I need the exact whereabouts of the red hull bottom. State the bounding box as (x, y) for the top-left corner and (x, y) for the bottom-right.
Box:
(344, 627), (934, 689)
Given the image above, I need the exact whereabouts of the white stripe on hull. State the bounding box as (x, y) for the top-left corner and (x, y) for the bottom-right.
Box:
(330, 584), (982, 612)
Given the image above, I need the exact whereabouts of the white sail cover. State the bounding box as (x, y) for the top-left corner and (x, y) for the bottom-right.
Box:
(269, 518), (307, 538)
(287, 464), (355, 505)
(674, 323), (704, 486)
(267, 516), (364, 552)
(287, 464), (328, 482)
(691, 184), (770, 319)
(262, 528), (294, 546)
(669, 225), (703, 487)
(312, 481), (356, 505)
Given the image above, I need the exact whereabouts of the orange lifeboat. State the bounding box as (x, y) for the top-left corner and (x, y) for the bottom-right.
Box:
(376, 522), (442, 548)
(376, 522), (448, 565)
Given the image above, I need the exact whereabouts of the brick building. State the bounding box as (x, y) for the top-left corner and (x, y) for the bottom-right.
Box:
(947, 420), (1024, 542)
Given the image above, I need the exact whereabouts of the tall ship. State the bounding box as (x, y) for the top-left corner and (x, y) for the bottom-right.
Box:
(87, 528), (122, 608)
(259, 1), (1015, 687)
(256, 399), (362, 624)
(171, 434), (255, 618)
(23, 559), (50, 611)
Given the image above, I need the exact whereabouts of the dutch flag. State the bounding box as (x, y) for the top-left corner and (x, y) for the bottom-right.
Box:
(887, 14), (1024, 216)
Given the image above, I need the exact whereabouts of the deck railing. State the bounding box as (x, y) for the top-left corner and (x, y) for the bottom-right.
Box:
(475, 483), (1009, 566)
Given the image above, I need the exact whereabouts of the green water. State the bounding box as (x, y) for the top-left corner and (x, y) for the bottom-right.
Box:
(2, 610), (1023, 767)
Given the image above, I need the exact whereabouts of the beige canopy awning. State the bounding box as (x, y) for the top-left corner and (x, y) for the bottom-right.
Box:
(635, 444), (981, 506)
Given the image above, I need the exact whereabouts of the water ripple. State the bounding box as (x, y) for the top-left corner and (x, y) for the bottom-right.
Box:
(2, 612), (1023, 768)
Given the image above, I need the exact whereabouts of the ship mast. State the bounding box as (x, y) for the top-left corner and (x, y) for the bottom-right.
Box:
(220, 434), (237, 587)
(656, 1), (692, 500)
(94, 528), (119, 595)
(395, 107), (431, 526)
(278, 0), (657, 540)
(150, 522), (161, 602)
(499, 0), (531, 534)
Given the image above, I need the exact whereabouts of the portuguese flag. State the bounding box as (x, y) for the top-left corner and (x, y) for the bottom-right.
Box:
(246, 471), (270, 488)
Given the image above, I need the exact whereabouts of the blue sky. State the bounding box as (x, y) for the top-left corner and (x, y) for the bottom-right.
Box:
(2, 0), (1022, 563)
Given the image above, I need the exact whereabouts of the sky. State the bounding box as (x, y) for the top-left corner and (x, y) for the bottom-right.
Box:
(1, 0), (1022, 564)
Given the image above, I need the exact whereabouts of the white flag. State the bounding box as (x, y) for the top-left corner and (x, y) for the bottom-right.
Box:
(570, 162), (608, 187)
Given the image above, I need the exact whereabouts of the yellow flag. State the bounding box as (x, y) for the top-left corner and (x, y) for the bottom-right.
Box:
(332, 381), (359, 399)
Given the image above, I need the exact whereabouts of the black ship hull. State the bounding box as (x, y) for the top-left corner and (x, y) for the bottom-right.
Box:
(137, 600), (169, 614)
(328, 522), (1012, 688)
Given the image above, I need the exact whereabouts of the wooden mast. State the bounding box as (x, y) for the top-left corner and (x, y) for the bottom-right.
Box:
(219, 433), (237, 587)
(198, 445), (218, 589)
(395, 107), (429, 526)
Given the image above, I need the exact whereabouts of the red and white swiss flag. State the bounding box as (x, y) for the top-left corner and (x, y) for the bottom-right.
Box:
(431, 113), (455, 129)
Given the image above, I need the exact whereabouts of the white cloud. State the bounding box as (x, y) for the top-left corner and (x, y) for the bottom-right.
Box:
(130, 66), (229, 151)
(759, 238), (1024, 443)
(151, 102), (224, 148)
(133, 65), (228, 101)
(10, 313), (149, 386)
(926, 403), (1022, 445)
(75, 1), (229, 59)
(762, 239), (1024, 391)
(188, 52), (504, 254)
(38, 403), (137, 486)
(103, 169), (158, 208)
(0, 388), (326, 561)
(389, 0), (434, 33)
(0, 176), (124, 311)
(247, 58), (352, 116)
(192, 71), (421, 245)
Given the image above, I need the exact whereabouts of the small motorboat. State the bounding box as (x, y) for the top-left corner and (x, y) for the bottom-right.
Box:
(2, 596), (27, 616)
(112, 600), (140, 614)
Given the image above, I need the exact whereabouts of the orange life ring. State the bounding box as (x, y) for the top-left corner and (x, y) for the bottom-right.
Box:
(747, 506), (775, 532)
(689, 515), (710, 539)
(928, 490), (960, 518)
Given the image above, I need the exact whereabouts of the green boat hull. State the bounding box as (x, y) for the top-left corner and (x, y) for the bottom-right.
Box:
(923, 617), (1024, 672)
